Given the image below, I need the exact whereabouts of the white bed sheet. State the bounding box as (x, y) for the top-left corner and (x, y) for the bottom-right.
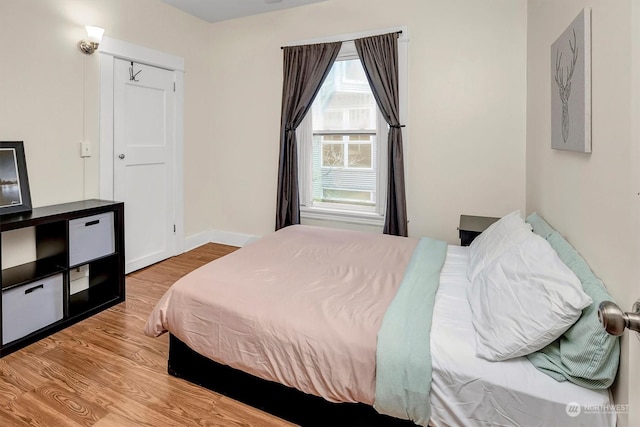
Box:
(430, 245), (616, 427)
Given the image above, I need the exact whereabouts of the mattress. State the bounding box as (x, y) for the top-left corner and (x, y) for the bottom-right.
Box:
(144, 224), (419, 405)
(146, 226), (617, 427)
(430, 245), (615, 427)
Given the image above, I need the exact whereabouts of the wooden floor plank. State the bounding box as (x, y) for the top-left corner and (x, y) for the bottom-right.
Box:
(0, 243), (296, 426)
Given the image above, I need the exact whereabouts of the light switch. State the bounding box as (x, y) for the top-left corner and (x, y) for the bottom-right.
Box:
(80, 141), (91, 158)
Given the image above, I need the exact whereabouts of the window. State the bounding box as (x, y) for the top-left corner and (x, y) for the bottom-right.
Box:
(295, 31), (406, 226)
(320, 135), (372, 169)
(298, 42), (387, 217)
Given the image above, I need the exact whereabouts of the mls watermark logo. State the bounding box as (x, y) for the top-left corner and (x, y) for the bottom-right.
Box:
(566, 402), (582, 417)
(565, 401), (629, 417)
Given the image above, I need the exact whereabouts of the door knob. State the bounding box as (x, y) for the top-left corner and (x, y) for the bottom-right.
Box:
(598, 301), (640, 336)
(118, 154), (125, 159)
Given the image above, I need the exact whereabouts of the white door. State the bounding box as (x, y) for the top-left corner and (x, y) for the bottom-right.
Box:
(113, 59), (175, 273)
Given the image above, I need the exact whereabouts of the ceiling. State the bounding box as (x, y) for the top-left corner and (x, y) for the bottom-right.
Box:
(161, 0), (328, 23)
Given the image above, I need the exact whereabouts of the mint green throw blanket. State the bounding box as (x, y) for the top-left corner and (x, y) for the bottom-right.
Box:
(374, 237), (448, 426)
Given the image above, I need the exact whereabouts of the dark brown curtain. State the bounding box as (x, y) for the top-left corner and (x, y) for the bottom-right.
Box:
(275, 42), (341, 230)
(355, 33), (408, 237)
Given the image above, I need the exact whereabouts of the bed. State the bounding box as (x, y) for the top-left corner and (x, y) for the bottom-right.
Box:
(144, 220), (618, 427)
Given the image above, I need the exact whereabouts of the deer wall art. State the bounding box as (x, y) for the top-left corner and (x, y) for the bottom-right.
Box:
(551, 8), (591, 153)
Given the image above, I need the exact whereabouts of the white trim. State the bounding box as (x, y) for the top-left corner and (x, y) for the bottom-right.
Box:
(297, 113), (313, 207)
(183, 230), (215, 252)
(300, 206), (384, 227)
(337, 40), (358, 59)
(99, 55), (115, 200)
(320, 187), (374, 203)
(173, 71), (185, 255)
(375, 108), (388, 216)
(629, 4), (640, 427)
(210, 230), (260, 247)
(98, 37), (185, 255)
(295, 26), (407, 227)
(184, 230), (260, 252)
(100, 37), (184, 71)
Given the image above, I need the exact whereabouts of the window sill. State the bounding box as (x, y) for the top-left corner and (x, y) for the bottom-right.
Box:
(300, 206), (384, 227)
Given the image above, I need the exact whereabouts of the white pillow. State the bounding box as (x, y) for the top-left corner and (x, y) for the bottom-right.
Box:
(467, 233), (592, 362)
(467, 210), (532, 282)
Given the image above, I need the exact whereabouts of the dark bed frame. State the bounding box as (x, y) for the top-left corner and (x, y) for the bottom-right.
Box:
(168, 334), (416, 426)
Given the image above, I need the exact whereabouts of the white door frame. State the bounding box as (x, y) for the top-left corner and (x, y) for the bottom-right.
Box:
(629, 2), (640, 426)
(99, 37), (185, 257)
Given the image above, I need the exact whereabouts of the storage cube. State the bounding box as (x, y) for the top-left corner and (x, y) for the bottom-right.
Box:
(2, 274), (64, 345)
(70, 264), (90, 295)
(69, 212), (115, 266)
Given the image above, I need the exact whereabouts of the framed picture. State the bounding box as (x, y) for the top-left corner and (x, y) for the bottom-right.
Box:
(551, 8), (591, 153)
(0, 141), (32, 216)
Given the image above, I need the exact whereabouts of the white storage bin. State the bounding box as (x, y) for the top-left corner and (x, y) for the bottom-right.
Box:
(69, 212), (115, 266)
(2, 274), (64, 345)
(70, 264), (90, 295)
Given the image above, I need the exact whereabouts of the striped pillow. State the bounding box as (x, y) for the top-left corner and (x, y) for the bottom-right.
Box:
(525, 213), (620, 389)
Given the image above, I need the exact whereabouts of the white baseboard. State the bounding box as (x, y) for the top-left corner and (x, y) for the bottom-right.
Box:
(183, 229), (260, 253)
(183, 230), (214, 252)
(210, 230), (260, 247)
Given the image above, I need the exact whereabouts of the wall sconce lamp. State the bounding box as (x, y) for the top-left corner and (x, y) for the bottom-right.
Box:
(78, 25), (105, 55)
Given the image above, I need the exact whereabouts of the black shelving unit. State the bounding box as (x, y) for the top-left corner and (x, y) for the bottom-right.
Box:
(0, 199), (125, 357)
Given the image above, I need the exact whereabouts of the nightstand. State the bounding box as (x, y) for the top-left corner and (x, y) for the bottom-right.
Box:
(458, 215), (500, 246)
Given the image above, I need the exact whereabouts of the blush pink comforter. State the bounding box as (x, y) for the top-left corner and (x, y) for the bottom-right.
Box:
(144, 225), (418, 404)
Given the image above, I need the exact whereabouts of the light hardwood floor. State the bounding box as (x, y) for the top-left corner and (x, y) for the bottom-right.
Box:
(0, 243), (296, 427)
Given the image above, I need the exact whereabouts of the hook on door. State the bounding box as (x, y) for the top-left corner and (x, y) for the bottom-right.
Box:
(129, 61), (142, 82)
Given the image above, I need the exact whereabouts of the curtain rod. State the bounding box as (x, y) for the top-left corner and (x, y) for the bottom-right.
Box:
(281, 30), (403, 50)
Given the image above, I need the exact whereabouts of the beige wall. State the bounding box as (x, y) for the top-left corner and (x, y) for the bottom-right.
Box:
(1, 0), (526, 243)
(0, 0), (213, 237)
(207, 0), (527, 243)
(3, 0), (637, 422)
(526, 1), (639, 425)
